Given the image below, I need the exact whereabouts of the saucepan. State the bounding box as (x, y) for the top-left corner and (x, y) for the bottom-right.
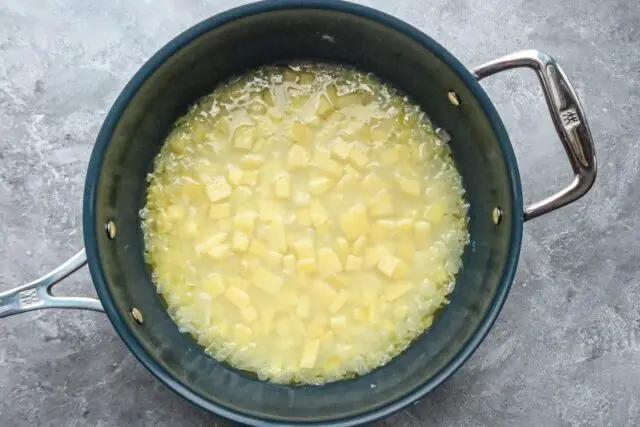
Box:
(0, 1), (596, 425)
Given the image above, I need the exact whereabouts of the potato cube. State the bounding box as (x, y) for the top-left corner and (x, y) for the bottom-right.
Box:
(297, 295), (310, 318)
(232, 232), (251, 253)
(231, 186), (252, 204)
(352, 236), (367, 255)
(283, 254), (296, 272)
(259, 199), (283, 221)
(398, 176), (421, 197)
(208, 243), (230, 260)
(313, 154), (343, 178)
(234, 323), (253, 345)
(296, 208), (311, 226)
(335, 237), (349, 262)
(300, 339), (320, 369)
(241, 170), (259, 186)
(309, 200), (329, 228)
(194, 232), (228, 254)
(266, 221), (287, 253)
(397, 240), (416, 261)
(330, 316), (347, 331)
(331, 139), (352, 160)
(414, 221), (432, 244)
(239, 153), (265, 169)
(385, 282), (414, 301)
(291, 121), (313, 144)
(362, 173), (388, 194)
(233, 126), (254, 150)
(260, 251), (281, 268)
(318, 247), (343, 275)
(249, 239), (268, 257)
(316, 94), (334, 118)
(206, 177), (232, 202)
(379, 146), (399, 166)
(209, 203), (231, 220)
(424, 201), (447, 224)
(344, 164), (361, 178)
(364, 246), (383, 268)
(348, 145), (368, 168)
(345, 255), (363, 272)
(233, 212), (256, 235)
(377, 252), (405, 278)
(335, 91), (367, 108)
(241, 306), (258, 322)
(309, 176), (334, 196)
(273, 172), (291, 199)
(202, 274), (226, 297)
(370, 190), (395, 217)
(225, 286), (250, 308)
(297, 258), (317, 275)
(167, 204), (185, 220)
(307, 316), (328, 338)
(397, 218), (414, 235)
(339, 203), (369, 240)
(293, 238), (316, 260)
(313, 280), (338, 301)
(288, 145), (309, 169)
(329, 289), (350, 313)
(251, 266), (284, 294)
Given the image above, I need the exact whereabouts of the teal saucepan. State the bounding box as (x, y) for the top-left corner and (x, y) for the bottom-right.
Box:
(0, 1), (596, 425)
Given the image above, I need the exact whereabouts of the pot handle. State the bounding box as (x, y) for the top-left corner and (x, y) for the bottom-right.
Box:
(472, 49), (597, 221)
(0, 249), (103, 318)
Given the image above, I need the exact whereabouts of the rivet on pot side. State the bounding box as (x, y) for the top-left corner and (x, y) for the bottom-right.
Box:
(492, 207), (502, 225)
(131, 307), (144, 324)
(105, 221), (117, 239)
(448, 91), (460, 107)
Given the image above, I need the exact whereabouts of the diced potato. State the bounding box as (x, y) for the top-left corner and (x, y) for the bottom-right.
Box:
(370, 190), (395, 217)
(241, 306), (259, 322)
(263, 251), (283, 268)
(313, 153), (343, 178)
(316, 95), (334, 118)
(239, 154), (265, 169)
(206, 177), (232, 202)
(335, 237), (349, 262)
(348, 146), (368, 169)
(330, 316), (347, 331)
(345, 255), (363, 272)
(377, 252), (402, 278)
(208, 243), (230, 260)
(208, 203), (230, 220)
(331, 139), (352, 160)
(233, 211), (256, 235)
(297, 295), (310, 318)
(167, 204), (185, 219)
(274, 172), (291, 199)
(397, 240), (415, 261)
(293, 238), (316, 260)
(363, 173), (388, 194)
(307, 316), (327, 338)
(232, 232), (251, 252)
(343, 164), (361, 178)
(313, 280), (338, 301)
(296, 208), (311, 226)
(385, 282), (414, 301)
(365, 247), (383, 268)
(218, 219), (232, 233)
(283, 254), (296, 272)
(318, 247), (343, 275)
(297, 258), (317, 275)
(397, 218), (414, 235)
(225, 286), (250, 308)
(241, 170), (259, 186)
(414, 221), (432, 244)
(351, 236), (367, 255)
(291, 121), (313, 144)
(309, 176), (334, 196)
(249, 239), (268, 257)
(329, 289), (350, 313)
(287, 145), (309, 169)
(259, 199), (283, 221)
(398, 176), (421, 197)
(233, 126), (254, 150)
(379, 146), (399, 166)
(339, 203), (369, 240)
(234, 323), (253, 345)
(194, 232), (228, 254)
(424, 200), (447, 224)
(266, 221), (287, 253)
(309, 200), (329, 228)
(251, 266), (284, 294)
(202, 274), (226, 297)
(335, 92), (367, 108)
(231, 186), (253, 204)
(300, 339), (320, 369)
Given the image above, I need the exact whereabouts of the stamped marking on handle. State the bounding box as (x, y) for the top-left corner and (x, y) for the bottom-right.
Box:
(560, 107), (580, 129)
(18, 288), (40, 308)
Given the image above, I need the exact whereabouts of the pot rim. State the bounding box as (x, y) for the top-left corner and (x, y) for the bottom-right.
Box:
(83, 0), (524, 425)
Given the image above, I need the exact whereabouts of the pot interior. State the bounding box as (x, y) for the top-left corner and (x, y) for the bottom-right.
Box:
(88, 3), (521, 424)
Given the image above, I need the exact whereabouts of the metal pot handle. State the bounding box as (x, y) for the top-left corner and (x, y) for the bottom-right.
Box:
(472, 49), (597, 221)
(0, 249), (103, 318)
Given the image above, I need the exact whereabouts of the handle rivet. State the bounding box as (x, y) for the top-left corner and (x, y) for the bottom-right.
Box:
(105, 221), (117, 239)
(448, 91), (460, 107)
(492, 207), (502, 225)
(131, 307), (144, 324)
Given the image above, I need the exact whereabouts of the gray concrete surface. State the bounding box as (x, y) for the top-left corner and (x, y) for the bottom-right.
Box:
(0, 0), (637, 425)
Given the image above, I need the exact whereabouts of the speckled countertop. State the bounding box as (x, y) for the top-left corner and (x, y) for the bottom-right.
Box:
(1, 0), (638, 426)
